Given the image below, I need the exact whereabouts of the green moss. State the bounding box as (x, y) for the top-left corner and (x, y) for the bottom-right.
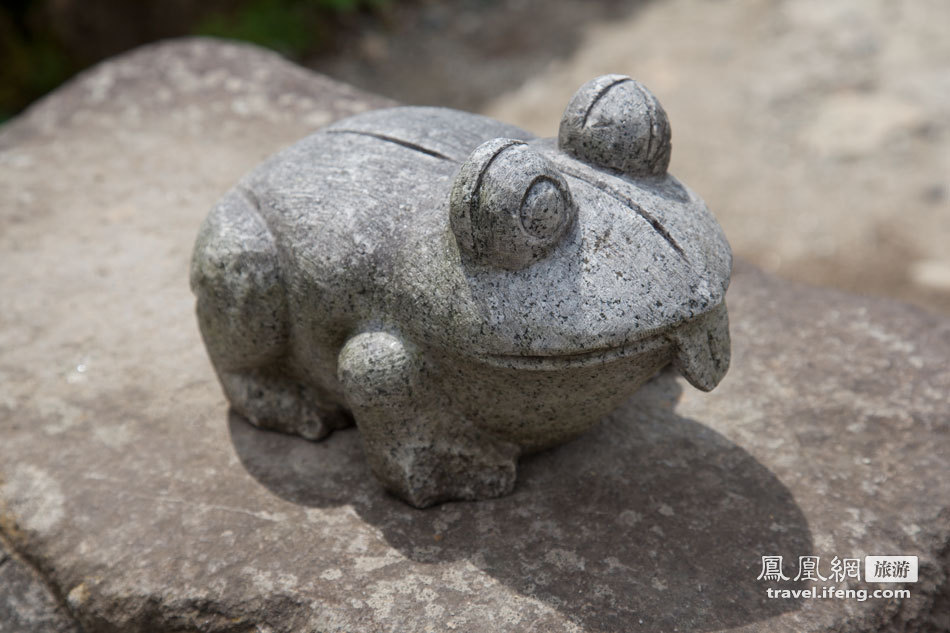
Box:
(0, 8), (73, 122)
(194, 0), (391, 58)
(0, 0), (396, 122)
(196, 0), (314, 57)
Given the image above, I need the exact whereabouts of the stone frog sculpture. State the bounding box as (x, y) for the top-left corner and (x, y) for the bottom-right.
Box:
(191, 75), (732, 508)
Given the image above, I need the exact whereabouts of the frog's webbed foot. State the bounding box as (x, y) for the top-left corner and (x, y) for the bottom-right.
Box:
(219, 367), (351, 441)
(338, 332), (520, 508)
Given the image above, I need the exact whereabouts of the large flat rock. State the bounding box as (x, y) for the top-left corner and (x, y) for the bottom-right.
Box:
(0, 540), (78, 633)
(1, 39), (948, 632)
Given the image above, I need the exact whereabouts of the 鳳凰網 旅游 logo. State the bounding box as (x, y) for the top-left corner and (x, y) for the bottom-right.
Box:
(757, 554), (917, 583)
(757, 555), (917, 602)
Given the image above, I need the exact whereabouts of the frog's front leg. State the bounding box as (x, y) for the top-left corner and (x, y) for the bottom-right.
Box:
(338, 332), (520, 507)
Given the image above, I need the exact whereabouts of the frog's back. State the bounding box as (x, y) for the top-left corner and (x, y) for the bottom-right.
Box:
(226, 107), (532, 388)
(238, 105), (530, 287)
(245, 107), (530, 236)
(232, 108), (526, 288)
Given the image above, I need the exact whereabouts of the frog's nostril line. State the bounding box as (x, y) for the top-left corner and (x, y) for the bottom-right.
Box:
(559, 165), (687, 261)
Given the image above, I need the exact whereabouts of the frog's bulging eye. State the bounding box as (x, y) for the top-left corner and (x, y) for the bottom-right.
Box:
(558, 74), (671, 178)
(519, 177), (571, 240)
(450, 138), (575, 270)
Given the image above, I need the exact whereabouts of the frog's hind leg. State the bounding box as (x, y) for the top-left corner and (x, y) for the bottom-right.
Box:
(191, 187), (350, 440)
(216, 366), (351, 440)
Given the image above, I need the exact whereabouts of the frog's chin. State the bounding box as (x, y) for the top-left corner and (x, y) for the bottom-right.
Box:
(479, 333), (669, 372)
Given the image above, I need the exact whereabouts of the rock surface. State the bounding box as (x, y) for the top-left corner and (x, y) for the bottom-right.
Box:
(1, 39), (948, 632)
(0, 541), (79, 633)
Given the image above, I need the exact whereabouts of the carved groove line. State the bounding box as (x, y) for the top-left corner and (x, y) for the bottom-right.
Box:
(559, 165), (687, 260)
(580, 77), (633, 128)
(325, 129), (454, 161)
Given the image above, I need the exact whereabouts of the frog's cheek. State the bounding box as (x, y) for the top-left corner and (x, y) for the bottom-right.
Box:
(668, 303), (731, 392)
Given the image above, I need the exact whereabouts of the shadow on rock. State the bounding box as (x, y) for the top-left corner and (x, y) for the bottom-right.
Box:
(229, 370), (811, 633)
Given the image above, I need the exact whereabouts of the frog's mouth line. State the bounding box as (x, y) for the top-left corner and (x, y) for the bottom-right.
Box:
(478, 303), (730, 391)
(483, 333), (669, 371)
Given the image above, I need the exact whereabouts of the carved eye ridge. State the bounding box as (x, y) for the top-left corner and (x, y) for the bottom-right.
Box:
(559, 74), (672, 178)
(579, 76), (633, 128)
(465, 139), (527, 226)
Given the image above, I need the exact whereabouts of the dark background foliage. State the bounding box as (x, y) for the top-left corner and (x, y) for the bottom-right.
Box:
(0, 0), (391, 123)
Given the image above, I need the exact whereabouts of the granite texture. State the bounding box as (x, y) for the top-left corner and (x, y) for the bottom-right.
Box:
(191, 75), (732, 506)
(558, 74), (672, 178)
(0, 39), (948, 632)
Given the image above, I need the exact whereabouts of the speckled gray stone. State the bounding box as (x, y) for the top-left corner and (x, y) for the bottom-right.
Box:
(191, 74), (732, 507)
(1, 39), (948, 633)
(559, 74), (672, 178)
